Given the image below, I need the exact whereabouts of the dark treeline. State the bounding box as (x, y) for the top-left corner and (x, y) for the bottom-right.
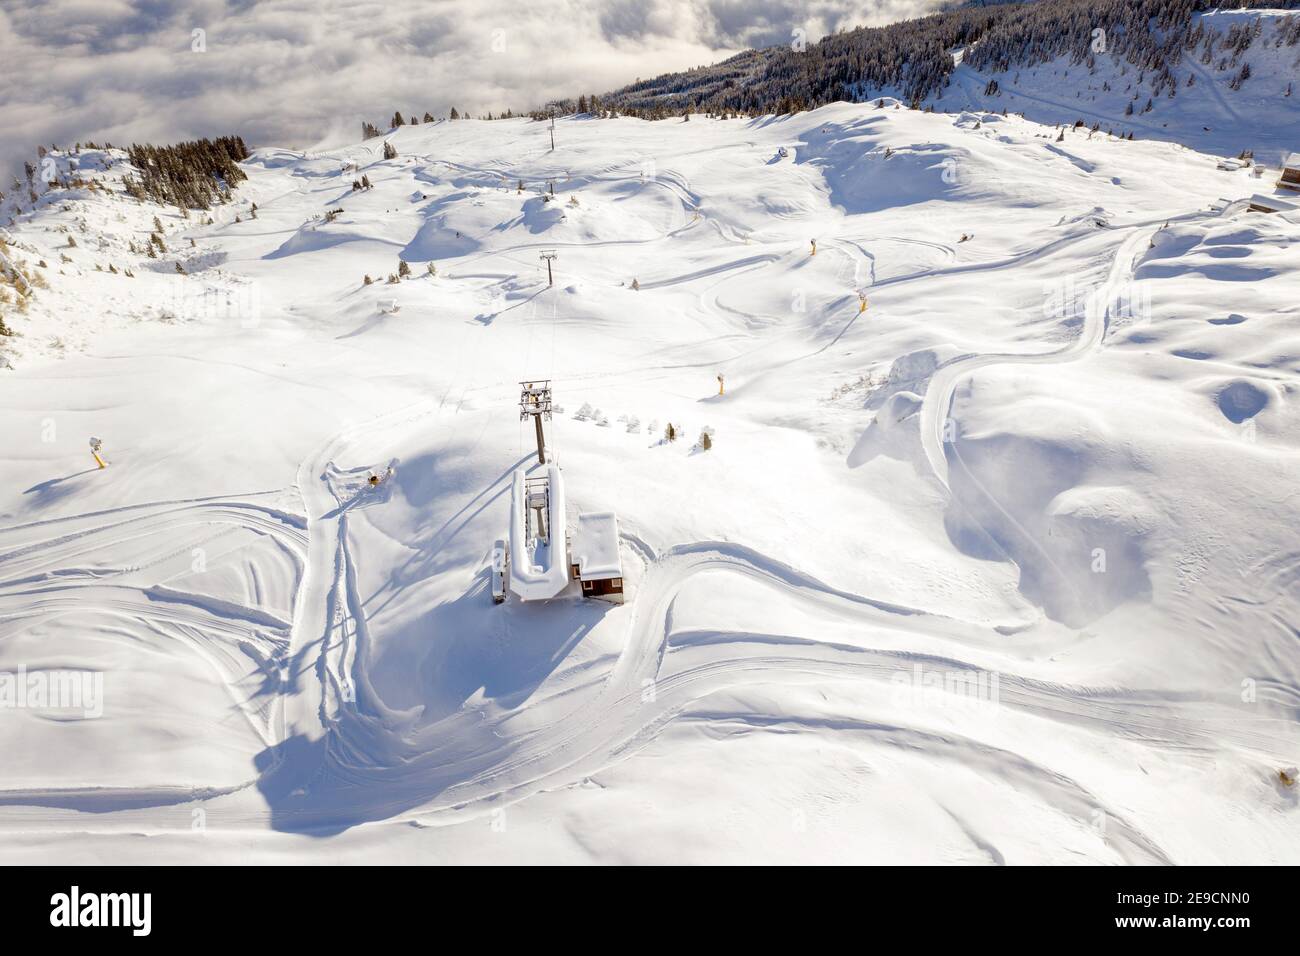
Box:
(966, 0), (1300, 96)
(122, 135), (250, 208)
(574, 0), (1299, 119)
(601, 5), (1006, 116)
(361, 106), (514, 138)
(353, 0), (1298, 131)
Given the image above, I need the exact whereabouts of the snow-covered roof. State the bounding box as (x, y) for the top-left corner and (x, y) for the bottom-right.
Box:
(571, 512), (621, 580)
(507, 466), (569, 601)
(1283, 152), (1300, 170)
(1248, 192), (1299, 211)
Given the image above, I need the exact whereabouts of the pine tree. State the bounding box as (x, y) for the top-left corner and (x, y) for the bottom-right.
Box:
(398, 258), (411, 278)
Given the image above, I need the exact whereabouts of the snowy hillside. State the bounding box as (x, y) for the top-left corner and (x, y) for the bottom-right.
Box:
(948, 9), (1300, 162)
(599, 5), (1300, 163)
(0, 101), (1298, 863)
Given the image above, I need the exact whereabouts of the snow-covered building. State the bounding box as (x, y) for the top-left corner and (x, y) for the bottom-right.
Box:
(505, 465), (569, 602)
(1247, 192), (1299, 214)
(569, 511), (625, 603)
(496, 466), (624, 604)
(1278, 153), (1300, 192)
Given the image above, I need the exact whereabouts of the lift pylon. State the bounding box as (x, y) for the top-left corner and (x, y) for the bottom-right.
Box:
(519, 379), (553, 464)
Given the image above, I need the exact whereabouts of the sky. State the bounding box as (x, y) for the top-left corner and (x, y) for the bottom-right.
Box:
(0, 0), (950, 180)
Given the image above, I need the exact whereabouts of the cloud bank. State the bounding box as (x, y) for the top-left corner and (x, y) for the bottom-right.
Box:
(0, 0), (948, 178)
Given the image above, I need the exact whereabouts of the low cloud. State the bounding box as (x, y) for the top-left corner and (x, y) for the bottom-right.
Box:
(0, 0), (947, 178)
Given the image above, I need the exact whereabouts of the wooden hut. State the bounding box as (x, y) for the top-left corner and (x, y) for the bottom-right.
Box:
(1247, 192), (1298, 214)
(1277, 153), (1300, 192)
(569, 512), (625, 602)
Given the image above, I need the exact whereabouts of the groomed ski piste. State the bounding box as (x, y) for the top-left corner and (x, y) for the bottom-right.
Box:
(1, 88), (1299, 863)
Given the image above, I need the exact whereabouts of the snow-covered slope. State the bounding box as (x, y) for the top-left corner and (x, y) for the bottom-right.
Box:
(946, 9), (1300, 163)
(0, 102), (1297, 863)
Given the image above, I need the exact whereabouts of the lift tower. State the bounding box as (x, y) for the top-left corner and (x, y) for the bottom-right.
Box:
(519, 380), (553, 464)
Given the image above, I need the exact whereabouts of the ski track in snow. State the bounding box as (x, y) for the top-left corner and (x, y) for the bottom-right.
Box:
(1, 99), (1297, 863)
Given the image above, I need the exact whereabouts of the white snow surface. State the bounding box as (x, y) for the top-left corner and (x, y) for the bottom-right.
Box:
(0, 99), (1298, 864)
(572, 511), (621, 580)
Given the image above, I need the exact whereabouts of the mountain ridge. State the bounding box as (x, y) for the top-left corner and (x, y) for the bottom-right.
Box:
(567, 1), (1300, 161)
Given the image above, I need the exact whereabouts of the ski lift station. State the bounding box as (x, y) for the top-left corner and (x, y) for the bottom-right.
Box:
(492, 380), (625, 606)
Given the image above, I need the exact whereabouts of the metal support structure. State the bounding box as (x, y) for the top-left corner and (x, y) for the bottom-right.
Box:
(539, 249), (557, 287)
(519, 379), (553, 464)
